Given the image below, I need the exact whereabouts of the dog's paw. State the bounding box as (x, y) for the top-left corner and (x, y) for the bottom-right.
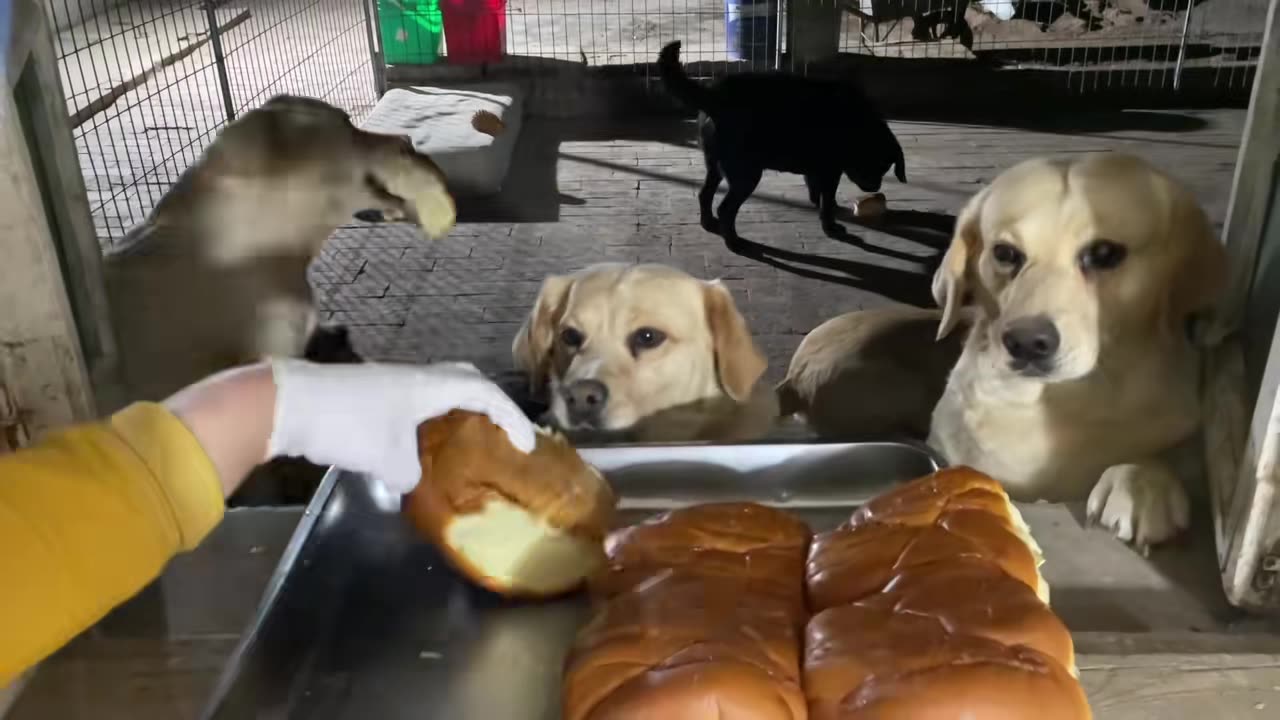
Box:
(700, 214), (721, 234)
(1086, 462), (1190, 551)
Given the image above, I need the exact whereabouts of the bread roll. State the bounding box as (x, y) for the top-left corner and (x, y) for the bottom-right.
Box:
(805, 603), (1089, 720)
(402, 410), (615, 598)
(564, 573), (807, 720)
(562, 468), (1089, 720)
(563, 502), (810, 720)
(591, 503), (811, 615)
(802, 466), (1088, 719)
(853, 193), (886, 218)
(807, 466), (1048, 610)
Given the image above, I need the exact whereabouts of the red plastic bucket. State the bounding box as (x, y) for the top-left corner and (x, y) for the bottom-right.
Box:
(439, 0), (506, 64)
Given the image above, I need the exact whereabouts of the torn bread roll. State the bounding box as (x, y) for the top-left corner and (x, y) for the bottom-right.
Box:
(402, 410), (615, 598)
(563, 503), (810, 720)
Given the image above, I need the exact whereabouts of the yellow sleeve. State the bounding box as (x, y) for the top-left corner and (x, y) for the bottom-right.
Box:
(0, 402), (225, 681)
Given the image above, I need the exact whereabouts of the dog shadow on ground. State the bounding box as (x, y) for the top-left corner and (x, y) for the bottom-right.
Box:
(723, 200), (955, 307)
(725, 228), (943, 308)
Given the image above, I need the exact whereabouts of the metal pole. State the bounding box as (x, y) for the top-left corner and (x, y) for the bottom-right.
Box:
(204, 0), (237, 122)
(775, 0), (785, 70)
(361, 0), (388, 97)
(1172, 0), (1195, 90)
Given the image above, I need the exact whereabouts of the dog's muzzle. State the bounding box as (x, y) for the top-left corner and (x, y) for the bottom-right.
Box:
(1001, 315), (1059, 377)
(561, 379), (609, 427)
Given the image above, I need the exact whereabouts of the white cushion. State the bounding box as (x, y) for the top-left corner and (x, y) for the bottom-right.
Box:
(361, 85), (523, 198)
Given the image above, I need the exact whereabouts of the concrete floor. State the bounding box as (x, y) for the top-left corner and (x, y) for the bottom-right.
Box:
(315, 108), (1246, 385)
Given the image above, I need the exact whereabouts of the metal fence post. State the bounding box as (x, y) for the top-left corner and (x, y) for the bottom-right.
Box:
(205, 0), (237, 121)
(361, 0), (388, 97)
(1173, 0), (1195, 90)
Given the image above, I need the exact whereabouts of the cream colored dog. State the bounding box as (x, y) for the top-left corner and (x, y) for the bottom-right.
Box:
(929, 152), (1226, 548)
(100, 95), (461, 409)
(512, 263), (777, 442)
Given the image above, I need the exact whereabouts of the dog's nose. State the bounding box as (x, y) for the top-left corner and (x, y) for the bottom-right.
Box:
(563, 380), (609, 425)
(1001, 316), (1060, 365)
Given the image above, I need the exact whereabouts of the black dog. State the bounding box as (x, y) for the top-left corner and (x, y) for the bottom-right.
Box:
(659, 41), (907, 247)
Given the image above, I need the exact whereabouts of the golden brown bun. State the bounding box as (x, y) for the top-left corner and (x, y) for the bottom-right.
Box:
(564, 503), (809, 720)
(805, 603), (1090, 720)
(869, 556), (1074, 671)
(605, 502), (812, 557)
(591, 503), (811, 613)
(808, 466), (1046, 610)
(564, 573), (807, 720)
(807, 514), (1041, 611)
(402, 411), (616, 598)
(848, 465), (1013, 529)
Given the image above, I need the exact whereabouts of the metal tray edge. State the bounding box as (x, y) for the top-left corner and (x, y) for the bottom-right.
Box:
(198, 465), (344, 720)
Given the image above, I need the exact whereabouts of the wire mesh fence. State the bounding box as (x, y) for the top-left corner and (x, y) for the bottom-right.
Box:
(375, 0), (1264, 89)
(48, 0), (379, 250)
(50, 0), (1265, 250)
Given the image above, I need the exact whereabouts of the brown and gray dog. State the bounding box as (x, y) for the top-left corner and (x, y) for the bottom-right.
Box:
(99, 95), (474, 409)
(782, 153), (1225, 549)
(513, 263), (778, 443)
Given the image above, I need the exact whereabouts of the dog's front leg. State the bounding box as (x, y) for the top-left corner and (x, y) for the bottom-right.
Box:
(252, 296), (318, 361)
(717, 168), (762, 246)
(816, 174), (843, 236)
(353, 175), (411, 222)
(699, 164), (724, 234)
(1086, 458), (1191, 553)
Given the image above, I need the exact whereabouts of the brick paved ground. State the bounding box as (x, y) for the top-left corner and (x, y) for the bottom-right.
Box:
(311, 109), (1246, 385)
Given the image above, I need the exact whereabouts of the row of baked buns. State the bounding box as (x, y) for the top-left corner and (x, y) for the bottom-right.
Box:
(563, 467), (1093, 720)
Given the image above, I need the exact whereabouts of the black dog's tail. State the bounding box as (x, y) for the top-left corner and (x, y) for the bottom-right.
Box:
(659, 41), (716, 113)
(893, 144), (907, 183)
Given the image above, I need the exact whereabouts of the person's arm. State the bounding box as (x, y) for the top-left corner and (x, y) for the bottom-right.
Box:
(0, 400), (225, 683)
(0, 359), (534, 683)
(164, 363), (277, 498)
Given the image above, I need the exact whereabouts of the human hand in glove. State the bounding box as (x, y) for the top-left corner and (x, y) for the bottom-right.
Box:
(267, 359), (536, 494)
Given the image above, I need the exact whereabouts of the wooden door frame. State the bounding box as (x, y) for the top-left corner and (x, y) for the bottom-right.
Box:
(1207, 0), (1280, 611)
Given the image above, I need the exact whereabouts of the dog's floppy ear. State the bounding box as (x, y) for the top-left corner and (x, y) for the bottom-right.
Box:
(513, 274), (575, 393)
(703, 281), (767, 402)
(1165, 180), (1227, 332)
(933, 185), (990, 340)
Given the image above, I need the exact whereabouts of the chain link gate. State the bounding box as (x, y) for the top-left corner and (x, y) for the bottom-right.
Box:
(49, 0), (382, 250)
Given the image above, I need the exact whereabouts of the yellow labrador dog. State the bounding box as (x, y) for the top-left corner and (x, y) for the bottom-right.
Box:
(101, 95), (462, 408)
(784, 152), (1225, 549)
(512, 263), (777, 442)
(934, 152), (1225, 546)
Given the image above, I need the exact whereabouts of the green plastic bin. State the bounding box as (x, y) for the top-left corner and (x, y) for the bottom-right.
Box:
(378, 0), (444, 65)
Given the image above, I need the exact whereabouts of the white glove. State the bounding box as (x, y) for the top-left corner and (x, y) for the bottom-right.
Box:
(266, 359), (536, 494)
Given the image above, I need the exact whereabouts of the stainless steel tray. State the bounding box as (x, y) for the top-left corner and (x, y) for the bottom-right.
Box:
(200, 441), (942, 720)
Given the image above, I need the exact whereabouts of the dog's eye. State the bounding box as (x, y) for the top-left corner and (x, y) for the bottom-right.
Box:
(559, 327), (585, 349)
(628, 327), (666, 354)
(991, 242), (1025, 271)
(1079, 240), (1127, 272)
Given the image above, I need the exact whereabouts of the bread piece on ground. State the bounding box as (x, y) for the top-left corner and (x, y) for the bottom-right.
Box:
(805, 603), (1090, 720)
(853, 192), (887, 219)
(402, 410), (615, 598)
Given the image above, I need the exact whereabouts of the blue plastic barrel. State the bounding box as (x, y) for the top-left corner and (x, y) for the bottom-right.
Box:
(724, 0), (778, 66)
